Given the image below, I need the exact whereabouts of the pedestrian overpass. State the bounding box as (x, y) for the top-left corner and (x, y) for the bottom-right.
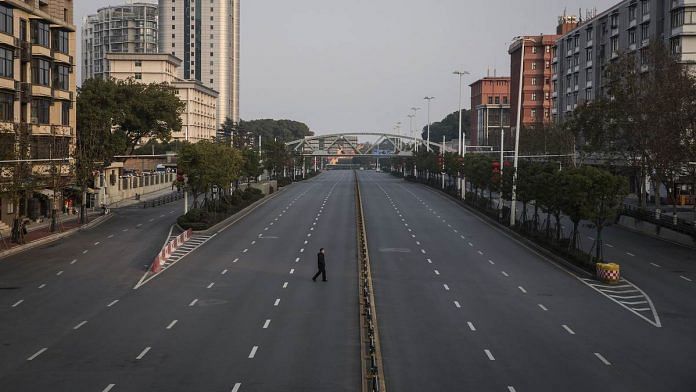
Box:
(285, 132), (457, 157)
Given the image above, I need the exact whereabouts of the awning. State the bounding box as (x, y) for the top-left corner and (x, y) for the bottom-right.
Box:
(66, 186), (95, 194)
(35, 189), (56, 198)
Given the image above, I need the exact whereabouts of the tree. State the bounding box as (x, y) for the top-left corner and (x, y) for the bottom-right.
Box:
(239, 119), (313, 144)
(262, 140), (291, 178)
(241, 148), (263, 184)
(421, 109), (471, 143)
(177, 141), (242, 208)
(557, 169), (591, 250)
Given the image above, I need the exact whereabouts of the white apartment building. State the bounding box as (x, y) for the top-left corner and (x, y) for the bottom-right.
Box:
(158, 0), (239, 127)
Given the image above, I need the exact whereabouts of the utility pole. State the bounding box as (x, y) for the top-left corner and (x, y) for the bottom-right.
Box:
(510, 37), (528, 227)
(423, 97), (435, 151)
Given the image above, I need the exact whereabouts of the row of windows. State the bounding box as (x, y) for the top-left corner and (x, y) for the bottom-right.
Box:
(486, 96), (509, 105)
(0, 6), (70, 54)
(31, 58), (71, 90)
(0, 94), (70, 125)
(671, 8), (696, 28)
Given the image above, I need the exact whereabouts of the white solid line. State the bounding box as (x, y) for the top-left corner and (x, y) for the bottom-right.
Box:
(454, 301), (461, 308)
(484, 349), (495, 361)
(207, 282), (215, 289)
(295, 257), (300, 262)
(538, 304), (548, 311)
(274, 298), (280, 306)
(421, 249), (426, 254)
(107, 300), (119, 307)
(518, 286), (527, 294)
(443, 284), (450, 291)
(242, 249), (248, 253)
(166, 320), (178, 329)
(38, 284), (46, 289)
(501, 271), (509, 277)
(12, 299), (23, 307)
(222, 269), (228, 275)
(70, 259), (77, 264)
(434, 269), (440, 275)
(73, 320), (88, 330)
(136, 347), (151, 360)
(263, 319), (271, 329)
(562, 324), (576, 335)
(248, 346), (258, 358)
(290, 269), (295, 274)
(56, 271), (63, 276)
(102, 384), (116, 392)
(467, 321), (476, 331)
(681, 276), (693, 282)
(283, 282), (288, 288)
(594, 352), (611, 365)
(626, 252), (635, 257)
(189, 299), (198, 307)
(94, 242), (100, 246)
(233, 258), (239, 263)
(650, 262), (661, 268)
(27, 348), (47, 361)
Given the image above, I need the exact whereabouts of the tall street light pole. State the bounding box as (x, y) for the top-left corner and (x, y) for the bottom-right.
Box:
(423, 97), (435, 151)
(410, 107), (421, 151)
(510, 36), (529, 227)
(453, 70), (469, 199)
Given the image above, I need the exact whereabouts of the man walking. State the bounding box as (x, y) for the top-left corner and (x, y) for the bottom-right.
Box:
(312, 248), (327, 282)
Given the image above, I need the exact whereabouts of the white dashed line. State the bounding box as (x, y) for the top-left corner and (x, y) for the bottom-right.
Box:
(681, 276), (693, 282)
(434, 270), (440, 275)
(27, 348), (47, 361)
(649, 262), (661, 268)
(107, 300), (119, 307)
(300, 248), (304, 253)
(242, 249), (248, 253)
(289, 269), (295, 274)
(594, 352), (611, 365)
(136, 347), (151, 360)
(467, 322), (476, 331)
(508, 387), (517, 392)
(538, 304), (548, 311)
(56, 270), (63, 276)
(283, 282), (288, 288)
(136, 224), (142, 228)
(477, 250), (483, 255)
(38, 284), (46, 289)
(107, 234), (114, 239)
(518, 286), (527, 294)
(189, 299), (198, 307)
(231, 384), (242, 392)
(82, 250), (88, 254)
(94, 242), (100, 246)
(73, 320), (88, 330)
(166, 320), (178, 329)
(207, 282), (215, 289)
(443, 284), (450, 291)
(221, 269), (228, 275)
(562, 324), (576, 335)
(122, 229), (128, 232)
(421, 249), (426, 254)
(251, 241), (256, 245)
(248, 346), (258, 358)
(484, 349), (495, 361)
(605, 243), (614, 248)
(233, 258), (239, 263)
(274, 298), (280, 306)
(501, 271), (509, 277)
(263, 319), (271, 329)
(295, 257), (300, 262)
(102, 384), (116, 392)
(454, 301), (461, 308)
(427, 259), (432, 264)
(416, 241), (421, 245)
(626, 252), (635, 257)
(12, 299), (23, 307)
(70, 259), (77, 264)
(488, 260), (495, 265)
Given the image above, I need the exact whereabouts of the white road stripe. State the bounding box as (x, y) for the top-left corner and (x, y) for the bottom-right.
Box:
(304, 240), (308, 244)
(454, 301), (461, 308)
(108, 234), (114, 239)
(274, 298), (280, 306)
(594, 352), (611, 365)
(468, 242), (473, 247)
(562, 324), (576, 335)
(70, 259), (77, 264)
(283, 282), (288, 288)
(605, 243), (614, 248)
(222, 269), (228, 275)
(38, 284), (46, 289)
(538, 304), (548, 311)
(300, 248), (304, 253)
(421, 249), (426, 254)
(27, 348), (47, 361)
(122, 229), (128, 232)
(501, 271), (509, 277)
(681, 276), (693, 282)
(427, 259), (432, 264)
(488, 260), (495, 265)
(102, 384), (116, 392)
(477, 250), (483, 255)
(94, 242), (100, 246)
(460, 235), (465, 239)
(82, 250), (88, 254)
(443, 284), (450, 291)
(434, 270), (440, 275)
(233, 258), (239, 263)
(136, 347), (151, 360)
(650, 263), (661, 268)
(626, 252), (635, 257)
(136, 224), (142, 228)
(207, 282), (215, 289)
(166, 320), (178, 329)
(56, 271), (63, 276)
(242, 249), (248, 253)
(295, 257), (300, 262)
(189, 299), (198, 306)
(289, 269), (294, 274)
(518, 286), (527, 294)
(507, 387), (517, 392)
(12, 299), (23, 307)
(73, 320), (88, 330)
(231, 383), (242, 392)
(263, 319), (271, 329)
(416, 241), (421, 245)
(107, 300), (119, 307)
(484, 349), (495, 361)
(251, 241), (256, 245)
(248, 346), (258, 358)
(467, 322), (476, 331)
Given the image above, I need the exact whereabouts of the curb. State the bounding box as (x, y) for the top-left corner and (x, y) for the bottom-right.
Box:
(0, 213), (114, 261)
(414, 181), (593, 278)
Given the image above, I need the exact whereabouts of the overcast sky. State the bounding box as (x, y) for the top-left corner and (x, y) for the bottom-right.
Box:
(75, 0), (615, 135)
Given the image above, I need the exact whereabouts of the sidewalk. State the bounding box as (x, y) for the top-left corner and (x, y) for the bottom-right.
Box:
(109, 187), (181, 209)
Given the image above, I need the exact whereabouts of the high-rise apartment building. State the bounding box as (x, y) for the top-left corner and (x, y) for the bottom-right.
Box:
(0, 0), (77, 230)
(158, 0), (239, 127)
(552, 0), (696, 122)
(469, 76), (511, 147)
(81, 2), (158, 82)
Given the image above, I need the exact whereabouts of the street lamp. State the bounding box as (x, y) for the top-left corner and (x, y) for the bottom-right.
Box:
(410, 107), (421, 151)
(423, 97), (435, 151)
(453, 70), (470, 198)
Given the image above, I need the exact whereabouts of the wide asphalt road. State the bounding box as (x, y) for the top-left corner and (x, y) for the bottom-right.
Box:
(0, 170), (360, 392)
(358, 170), (695, 392)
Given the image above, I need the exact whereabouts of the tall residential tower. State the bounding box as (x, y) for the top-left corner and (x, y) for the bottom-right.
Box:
(158, 0), (239, 126)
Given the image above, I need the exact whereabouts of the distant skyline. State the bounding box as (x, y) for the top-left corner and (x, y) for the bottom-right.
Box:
(75, 0), (616, 135)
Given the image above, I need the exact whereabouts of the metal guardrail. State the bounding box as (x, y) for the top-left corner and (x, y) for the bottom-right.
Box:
(355, 170), (386, 392)
(142, 191), (185, 208)
(619, 204), (696, 238)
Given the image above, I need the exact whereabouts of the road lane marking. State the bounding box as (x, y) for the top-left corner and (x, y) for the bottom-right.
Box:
(233, 258), (239, 263)
(136, 224), (142, 228)
(501, 271), (509, 277)
(123, 229), (128, 232)
(477, 250), (483, 255)
(427, 259), (432, 264)
(283, 282), (288, 288)
(166, 320), (178, 329)
(107, 300), (119, 307)
(149, 218), (154, 222)
(70, 259), (77, 265)
(307, 233), (311, 237)
(107, 234), (115, 239)
(454, 301), (461, 308)
(416, 241), (420, 245)
(242, 249), (248, 253)
(12, 299), (23, 307)
(263, 319), (271, 329)
(189, 299), (198, 307)
(300, 248), (304, 253)
(82, 250), (88, 254)
(248, 346), (258, 358)
(38, 284), (46, 289)
(443, 284), (450, 291)
(231, 384), (242, 392)
(650, 263), (661, 268)
(507, 387), (517, 392)
(594, 352), (611, 365)
(73, 321), (88, 330)
(136, 347), (151, 360)
(488, 260), (495, 265)
(295, 257), (300, 262)
(56, 271), (63, 276)
(264, 227), (268, 231)
(434, 269), (440, 275)
(207, 282), (215, 289)
(102, 384), (116, 392)
(290, 269), (295, 274)
(460, 235), (465, 239)
(222, 269), (228, 275)
(518, 286), (527, 294)
(304, 240), (308, 244)
(562, 325), (576, 335)
(274, 298), (280, 306)
(411, 234), (416, 238)
(251, 241), (256, 245)
(681, 276), (693, 282)
(94, 242), (100, 246)
(605, 243), (614, 248)
(626, 252), (635, 257)
(421, 249), (426, 254)
(467, 322), (476, 331)
(484, 349), (495, 361)
(538, 304), (548, 311)
(27, 348), (47, 361)
(468, 242), (473, 247)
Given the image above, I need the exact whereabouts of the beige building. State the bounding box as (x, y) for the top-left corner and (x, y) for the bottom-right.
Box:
(105, 52), (218, 143)
(0, 0), (77, 232)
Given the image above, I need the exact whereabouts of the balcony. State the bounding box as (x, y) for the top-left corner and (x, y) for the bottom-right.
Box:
(566, 87), (572, 93)
(574, 65), (580, 72)
(53, 51), (72, 65)
(587, 80), (593, 88)
(51, 125), (73, 136)
(32, 84), (52, 98)
(552, 56), (558, 64)
(567, 68), (573, 75)
(611, 51), (619, 59)
(31, 44), (51, 58)
(611, 28), (620, 37)
(586, 39), (593, 48)
(575, 85), (580, 91)
(552, 73), (558, 81)
(629, 19), (637, 28)
(567, 49), (573, 57)
(574, 46), (580, 54)
(628, 43), (637, 52)
(551, 108), (558, 115)
(642, 13), (650, 23)
(552, 91), (558, 98)
(586, 60), (593, 68)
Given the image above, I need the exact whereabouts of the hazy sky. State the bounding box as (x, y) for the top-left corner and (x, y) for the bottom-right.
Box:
(75, 0), (615, 135)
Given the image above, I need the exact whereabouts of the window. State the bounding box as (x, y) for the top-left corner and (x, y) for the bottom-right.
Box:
(611, 37), (619, 53)
(531, 93), (537, 101)
(55, 64), (69, 90)
(488, 96), (493, 104)
(0, 91), (13, 121)
(503, 96), (508, 104)
(531, 78), (537, 86)
(573, 54), (579, 66)
(32, 58), (50, 86)
(31, 20), (50, 47)
(628, 28), (636, 45)
(31, 99), (50, 124)
(586, 48), (593, 61)
(585, 88), (593, 101)
(670, 37), (681, 55)
(573, 74), (579, 86)
(641, 0), (649, 16)
(0, 46), (13, 78)
(61, 101), (70, 126)
(629, 5), (637, 20)
(494, 96), (500, 104)
(531, 46), (537, 54)
(135, 60), (142, 67)
(530, 109), (537, 119)
(531, 62), (537, 70)
(0, 4), (12, 35)
(586, 28), (593, 41)
(610, 13), (619, 29)
(53, 30), (69, 53)
(641, 23), (650, 41)
(586, 68), (592, 80)
(134, 72), (142, 80)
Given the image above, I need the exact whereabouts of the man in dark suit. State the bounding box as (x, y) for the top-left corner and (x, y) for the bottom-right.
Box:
(312, 248), (327, 282)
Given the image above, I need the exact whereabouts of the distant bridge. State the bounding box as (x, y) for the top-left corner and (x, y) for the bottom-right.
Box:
(285, 132), (456, 157)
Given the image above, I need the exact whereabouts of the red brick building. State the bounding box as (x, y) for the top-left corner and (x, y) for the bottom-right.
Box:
(469, 77), (511, 147)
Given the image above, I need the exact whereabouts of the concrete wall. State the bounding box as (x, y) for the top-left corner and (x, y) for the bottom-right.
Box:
(95, 164), (175, 206)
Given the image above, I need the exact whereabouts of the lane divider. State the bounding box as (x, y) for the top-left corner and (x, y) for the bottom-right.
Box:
(355, 170), (387, 392)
